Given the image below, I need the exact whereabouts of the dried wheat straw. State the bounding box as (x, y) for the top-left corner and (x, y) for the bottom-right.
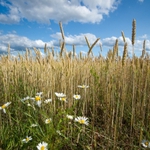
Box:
(87, 38), (100, 56)
(132, 19), (136, 58)
(141, 40), (146, 58)
(121, 31), (126, 43)
(132, 19), (136, 46)
(85, 36), (91, 49)
(59, 22), (65, 40)
(122, 42), (127, 66)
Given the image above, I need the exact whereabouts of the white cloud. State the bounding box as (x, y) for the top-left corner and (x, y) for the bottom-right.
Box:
(139, 34), (148, 39)
(0, 32), (150, 56)
(101, 35), (150, 55)
(146, 40), (150, 51)
(138, 0), (144, 2)
(0, 1), (20, 24)
(0, 33), (54, 54)
(51, 32), (100, 46)
(0, 0), (121, 24)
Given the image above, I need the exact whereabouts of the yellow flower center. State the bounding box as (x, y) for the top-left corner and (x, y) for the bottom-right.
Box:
(75, 95), (79, 99)
(145, 142), (149, 146)
(46, 119), (51, 123)
(41, 146), (45, 150)
(79, 119), (85, 124)
(82, 85), (85, 88)
(26, 137), (29, 142)
(35, 96), (40, 101)
(2, 104), (6, 109)
(61, 97), (66, 101)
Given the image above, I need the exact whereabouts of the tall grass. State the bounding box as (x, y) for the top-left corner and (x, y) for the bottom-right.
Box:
(0, 21), (150, 149)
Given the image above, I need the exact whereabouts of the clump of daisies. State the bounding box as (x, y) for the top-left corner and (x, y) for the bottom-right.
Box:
(0, 102), (11, 113)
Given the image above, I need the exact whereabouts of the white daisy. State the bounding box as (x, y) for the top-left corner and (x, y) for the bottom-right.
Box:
(44, 99), (52, 104)
(141, 139), (150, 148)
(55, 92), (66, 98)
(73, 94), (81, 100)
(36, 92), (43, 96)
(45, 118), (52, 124)
(58, 97), (67, 103)
(75, 116), (89, 126)
(22, 136), (32, 143)
(77, 85), (89, 89)
(30, 95), (42, 107)
(0, 102), (11, 113)
(66, 114), (74, 120)
(30, 124), (38, 127)
(37, 141), (48, 150)
(21, 96), (30, 102)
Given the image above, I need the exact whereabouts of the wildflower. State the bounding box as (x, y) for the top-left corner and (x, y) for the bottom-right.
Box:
(30, 124), (38, 127)
(36, 92), (43, 95)
(0, 102), (11, 113)
(35, 96), (42, 107)
(44, 99), (52, 104)
(45, 118), (52, 124)
(66, 114), (74, 120)
(78, 85), (89, 89)
(141, 139), (150, 148)
(73, 94), (81, 100)
(30, 93), (43, 107)
(37, 141), (48, 150)
(36, 92), (43, 96)
(22, 136), (32, 143)
(59, 97), (67, 102)
(75, 116), (89, 126)
(55, 92), (66, 98)
(21, 96), (30, 102)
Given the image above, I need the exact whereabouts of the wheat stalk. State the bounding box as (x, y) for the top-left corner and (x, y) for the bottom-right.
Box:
(112, 39), (118, 61)
(121, 31), (126, 43)
(122, 42), (128, 66)
(85, 36), (91, 49)
(141, 40), (146, 58)
(87, 38), (100, 56)
(59, 22), (65, 40)
(132, 19), (136, 57)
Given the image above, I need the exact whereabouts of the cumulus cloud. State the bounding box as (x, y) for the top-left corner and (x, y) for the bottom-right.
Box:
(51, 32), (100, 46)
(102, 35), (150, 55)
(138, 0), (144, 2)
(0, 33), (54, 54)
(139, 34), (148, 39)
(0, 32), (101, 54)
(0, 32), (150, 56)
(0, 0), (121, 24)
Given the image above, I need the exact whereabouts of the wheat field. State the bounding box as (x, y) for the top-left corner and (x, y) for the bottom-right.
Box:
(0, 20), (150, 149)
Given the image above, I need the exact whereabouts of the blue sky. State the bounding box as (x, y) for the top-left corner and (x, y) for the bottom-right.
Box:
(0, 0), (150, 57)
